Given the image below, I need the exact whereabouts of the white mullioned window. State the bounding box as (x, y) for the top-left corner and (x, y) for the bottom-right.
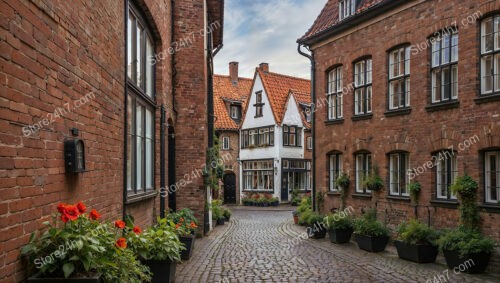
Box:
(222, 136), (230, 150)
(355, 152), (372, 193)
(431, 30), (458, 103)
(481, 15), (500, 95)
(339, 0), (356, 21)
(434, 151), (458, 200)
(389, 152), (410, 196)
(388, 46), (411, 110)
(327, 66), (343, 120)
(329, 153), (342, 192)
(242, 160), (274, 191)
(485, 151), (500, 204)
(354, 58), (372, 115)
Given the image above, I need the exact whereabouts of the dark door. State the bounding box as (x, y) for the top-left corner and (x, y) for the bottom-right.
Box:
(281, 173), (289, 202)
(223, 173), (236, 204)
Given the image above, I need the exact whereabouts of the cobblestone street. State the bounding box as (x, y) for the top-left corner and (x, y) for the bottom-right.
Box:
(176, 207), (499, 283)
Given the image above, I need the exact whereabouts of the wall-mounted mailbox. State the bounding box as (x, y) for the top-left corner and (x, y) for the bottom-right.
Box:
(64, 139), (85, 173)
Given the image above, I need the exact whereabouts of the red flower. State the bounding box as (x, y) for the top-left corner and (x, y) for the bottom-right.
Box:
(63, 205), (80, 221)
(60, 214), (69, 223)
(89, 209), (101, 220)
(175, 223), (180, 229)
(76, 201), (86, 213)
(133, 226), (141, 234)
(114, 220), (126, 229)
(180, 217), (184, 223)
(115, 237), (127, 249)
(57, 203), (67, 213)
(190, 222), (197, 229)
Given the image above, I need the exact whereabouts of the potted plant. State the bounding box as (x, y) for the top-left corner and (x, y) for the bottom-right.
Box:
(395, 219), (439, 263)
(325, 212), (353, 244)
(290, 188), (300, 206)
(167, 208), (198, 260)
(362, 172), (384, 192)
(21, 202), (151, 283)
(223, 208), (232, 221)
(128, 217), (183, 283)
(297, 196), (312, 226)
(336, 172), (350, 210)
(437, 175), (496, 273)
(270, 197), (279, 206)
(353, 210), (390, 252)
(292, 210), (299, 225)
(408, 181), (421, 205)
(306, 212), (327, 239)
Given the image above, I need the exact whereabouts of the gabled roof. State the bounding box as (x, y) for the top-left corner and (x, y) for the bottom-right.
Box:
(286, 89), (312, 129)
(214, 75), (252, 130)
(298, 0), (399, 44)
(253, 69), (311, 125)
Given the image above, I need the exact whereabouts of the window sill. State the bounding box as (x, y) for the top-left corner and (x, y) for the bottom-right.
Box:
(243, 190), (274, 193)
(351, 113), (373, 121)
(425, 100), (459, 112)
(474, 94), (500, 104)
(479, 204), (500, 213)
(351, 193), (372, 199)
(126, 191), (157, 204)
(430, 199), (458, 209)
(325, 119), (344, 125)
(327, 192), (341, 196)
(384, 108), (411, 117)
(386, 195), (410, 202)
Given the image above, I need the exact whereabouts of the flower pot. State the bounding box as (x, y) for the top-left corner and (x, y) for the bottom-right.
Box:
(180, 235), (195, 260)
(394, 240), (438, 263)
(224, 215), (231, 222)
(293, 215), (299, 225)
(27, 275), (102, 283)
(143, 260), (176, 283)
(216, 218), (225, 225)
(442, 249), (491, 274)
(354, 233), (389, 252)
(328, 228), (353, 244)
(307, 222), (327, 239)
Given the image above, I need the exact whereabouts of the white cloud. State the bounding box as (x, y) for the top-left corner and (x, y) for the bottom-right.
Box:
(214, 0), (327, 79)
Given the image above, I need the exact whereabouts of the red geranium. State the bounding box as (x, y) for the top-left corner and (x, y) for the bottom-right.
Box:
(115, 237), (127, 249)
(76, 201), (86, 213)
(133, 226), (141, 235)
(57, 203), (67, 213)
(63, 205), (80, 221)
(60, 214), (69, 223)
(114, 220), (126, 229)
(89, 209), (101, 220)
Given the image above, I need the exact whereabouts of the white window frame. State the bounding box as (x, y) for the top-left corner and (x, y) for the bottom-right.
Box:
(222, 136), (230, 150)
(339, 0), (356, 21)
(327, 66), (343, 120)
(355, 152), (372, 194)
(242, 160), (274, 191)
(431, 30), (459, 103)
(389, 152), (410, 196)
(435, 151), (458, 200)
(480, 15), (500, 95)
(485, 151), (500, 204)
(329, 154), (342, 192)
(354, 59), (372, 115)
(307, 136), (313, 150)
(230, 105), (241, 119)
(388, 46), (411, 110)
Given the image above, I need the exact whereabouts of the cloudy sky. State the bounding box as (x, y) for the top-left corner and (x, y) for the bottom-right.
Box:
(213, 0), (328, 80)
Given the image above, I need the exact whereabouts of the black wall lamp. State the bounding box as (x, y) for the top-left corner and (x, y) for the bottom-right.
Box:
(64, 128), (86, 173)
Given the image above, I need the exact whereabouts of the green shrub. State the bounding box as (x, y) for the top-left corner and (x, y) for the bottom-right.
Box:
(324, 213), (353, 231)
(396, 219), (439, 245)
(438, 229), (495, 257)
(223, 208), (232, 219)
(306, 212), (325, 226)
(298, 209), (313, 226)
(353, 210), (390, 237)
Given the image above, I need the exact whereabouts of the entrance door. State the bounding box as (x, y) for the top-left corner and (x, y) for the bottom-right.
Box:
(223, 173), (236, 204)
(281, 173), (289, 202)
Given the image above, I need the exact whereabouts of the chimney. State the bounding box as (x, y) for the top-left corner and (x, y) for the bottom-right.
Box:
(229, 62), (239, 84)
(259, 62), (269, 73)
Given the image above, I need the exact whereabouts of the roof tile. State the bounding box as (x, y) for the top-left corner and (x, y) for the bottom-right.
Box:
(213, 75), (252, 130)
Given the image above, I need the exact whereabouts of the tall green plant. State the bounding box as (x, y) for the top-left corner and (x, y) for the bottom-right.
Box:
(450, 175), (479, 230)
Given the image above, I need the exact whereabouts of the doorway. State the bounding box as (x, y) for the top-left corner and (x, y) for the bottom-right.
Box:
(223, 173), (236, 204)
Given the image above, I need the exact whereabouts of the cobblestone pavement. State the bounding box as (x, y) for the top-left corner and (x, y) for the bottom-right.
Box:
(176, 207), (500, 283)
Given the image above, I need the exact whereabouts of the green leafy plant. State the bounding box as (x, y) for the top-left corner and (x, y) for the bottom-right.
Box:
(353, 210), (390, 237)
(362, 172), (384, 192)
(336, 172), (350, 191)
(408, 181), (421, 204)
(298, 209), (313, 226)
(306, 212), (325, 226)
(396, 219), (439, 245)
(223, 208), (232, 219)
(290, 188), (300, 206)
(438, 229), (495, 257)
(166, 208), (199, 236)
(324, 213), (353, 231)
(450, 174), (480, 230)
(211, 201), (225, 220)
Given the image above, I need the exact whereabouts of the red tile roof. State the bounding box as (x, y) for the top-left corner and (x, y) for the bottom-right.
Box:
(213, 75), (252, 130)
(255, 69), (311, 125)
(299, 0), (386, 42)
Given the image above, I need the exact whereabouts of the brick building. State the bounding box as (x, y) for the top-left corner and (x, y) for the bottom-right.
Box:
(0, 0), (223, 281)
(213, 62), (252, 204)
(299, 0), (500, 250)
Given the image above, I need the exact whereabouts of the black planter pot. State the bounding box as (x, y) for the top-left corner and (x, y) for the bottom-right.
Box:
(443, 249), (491, 274)
(180, 235), (195, 260)
(394, 240), (438, 263)
(143, 260), (176, 283)
(307, 222), (327, 239)
(216, 218), (225, 225)
(328, 228), (353, 244)
(27, 275), (102, 283)
(354, 233), (389, 252)
(224, 215), (231, 222)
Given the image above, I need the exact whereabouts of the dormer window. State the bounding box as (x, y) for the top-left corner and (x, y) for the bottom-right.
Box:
(254, 91), (264, 117)
(339, 0), (356, 21)
(230, 105), (241, 120)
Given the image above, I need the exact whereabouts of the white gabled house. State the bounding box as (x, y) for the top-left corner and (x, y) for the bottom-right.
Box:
(239, 63), (312, 203)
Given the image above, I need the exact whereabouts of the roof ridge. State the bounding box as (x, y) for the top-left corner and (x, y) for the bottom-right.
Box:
(258, 69), (311, 82)
(214, 74), (253, 81)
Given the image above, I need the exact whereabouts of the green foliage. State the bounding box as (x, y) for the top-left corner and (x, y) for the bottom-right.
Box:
(438, 229), (496, 257)
(450, 174), (478, 198)
(408, 181), (421, 203)
(298, 209), (313, 226)
(290, 188), (300, 206)
(211, 200), (225, 220)
(223, 208), (232, 219)
(353, 210), (390, 237)
(166, 208), (199, 236)
(206, 134), (225, 189)
(324, 213), (353, 231)
(451, 175), (480, 230)
(336, 172), (350, 190)
(127, 217), (183, 262)
(362, 171), (384, 191)
(396, 219), (439, 245)
(307, 212), (325, 226)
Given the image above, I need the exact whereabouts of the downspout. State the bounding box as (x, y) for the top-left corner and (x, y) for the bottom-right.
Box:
(297, 44), (316, 212)
(122, 0), (129, 220)
(160, 105), (166, 218)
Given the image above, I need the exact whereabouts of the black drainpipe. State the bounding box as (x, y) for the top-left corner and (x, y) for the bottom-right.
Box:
(122, 0), (129, 220)
(160, 105), (166, 218)
(297, 44), (316, 212)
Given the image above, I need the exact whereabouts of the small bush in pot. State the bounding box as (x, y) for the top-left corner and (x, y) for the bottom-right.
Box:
(353, 210), (390, 252)
(292, 210), (299, 225)
(306, 213), (327, 239)
(395, 219), (439, 263)
(166, 208), (198, 260)
(298, 209), (313, 226)
(324, 213), (353, 244)
(223, 208), (232, 221)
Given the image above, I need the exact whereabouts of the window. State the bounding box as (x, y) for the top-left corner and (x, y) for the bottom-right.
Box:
(242, 160), (274, 191)
(481, 15), (500, 95)
(434, 151), (458, 200)
(355, 152), (372, 193)
(255, 91), (264, 117)
(329, 153), (342, 192)
(327, 66), (343, 120)
(283, 126), (302, 147)
(127, 4), (155, 197)
(431, 30), (458, 103)
(339, 0), (356, 21)
(307, 137), (313, 150)
(389, 152), (409, 196)
(222, 136), (230, 150)
(283, 160), (311, 191)
(230, 105), (241, 119)
(354, 58), (372, 115)
(241, 126), (274, 148)
(388, 46), (411, 110)
(485, 151), (500, 204)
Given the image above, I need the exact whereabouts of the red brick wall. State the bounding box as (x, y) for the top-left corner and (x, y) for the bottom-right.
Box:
(219, 130), (240, 203)
(311, 0), (500, 254)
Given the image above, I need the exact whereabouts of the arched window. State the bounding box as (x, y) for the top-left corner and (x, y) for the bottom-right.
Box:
(388, 45), (410, 110)
(480, 14), (500, 96)
(432, 150), (458, 200)
(353, 58), (372, 115)
(388, 152), (409, 196)
(326, 66), (343, 120)
(354, 151), (372, 194)
(431, 28), (458, 103)
(328, 152), (342, 192)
